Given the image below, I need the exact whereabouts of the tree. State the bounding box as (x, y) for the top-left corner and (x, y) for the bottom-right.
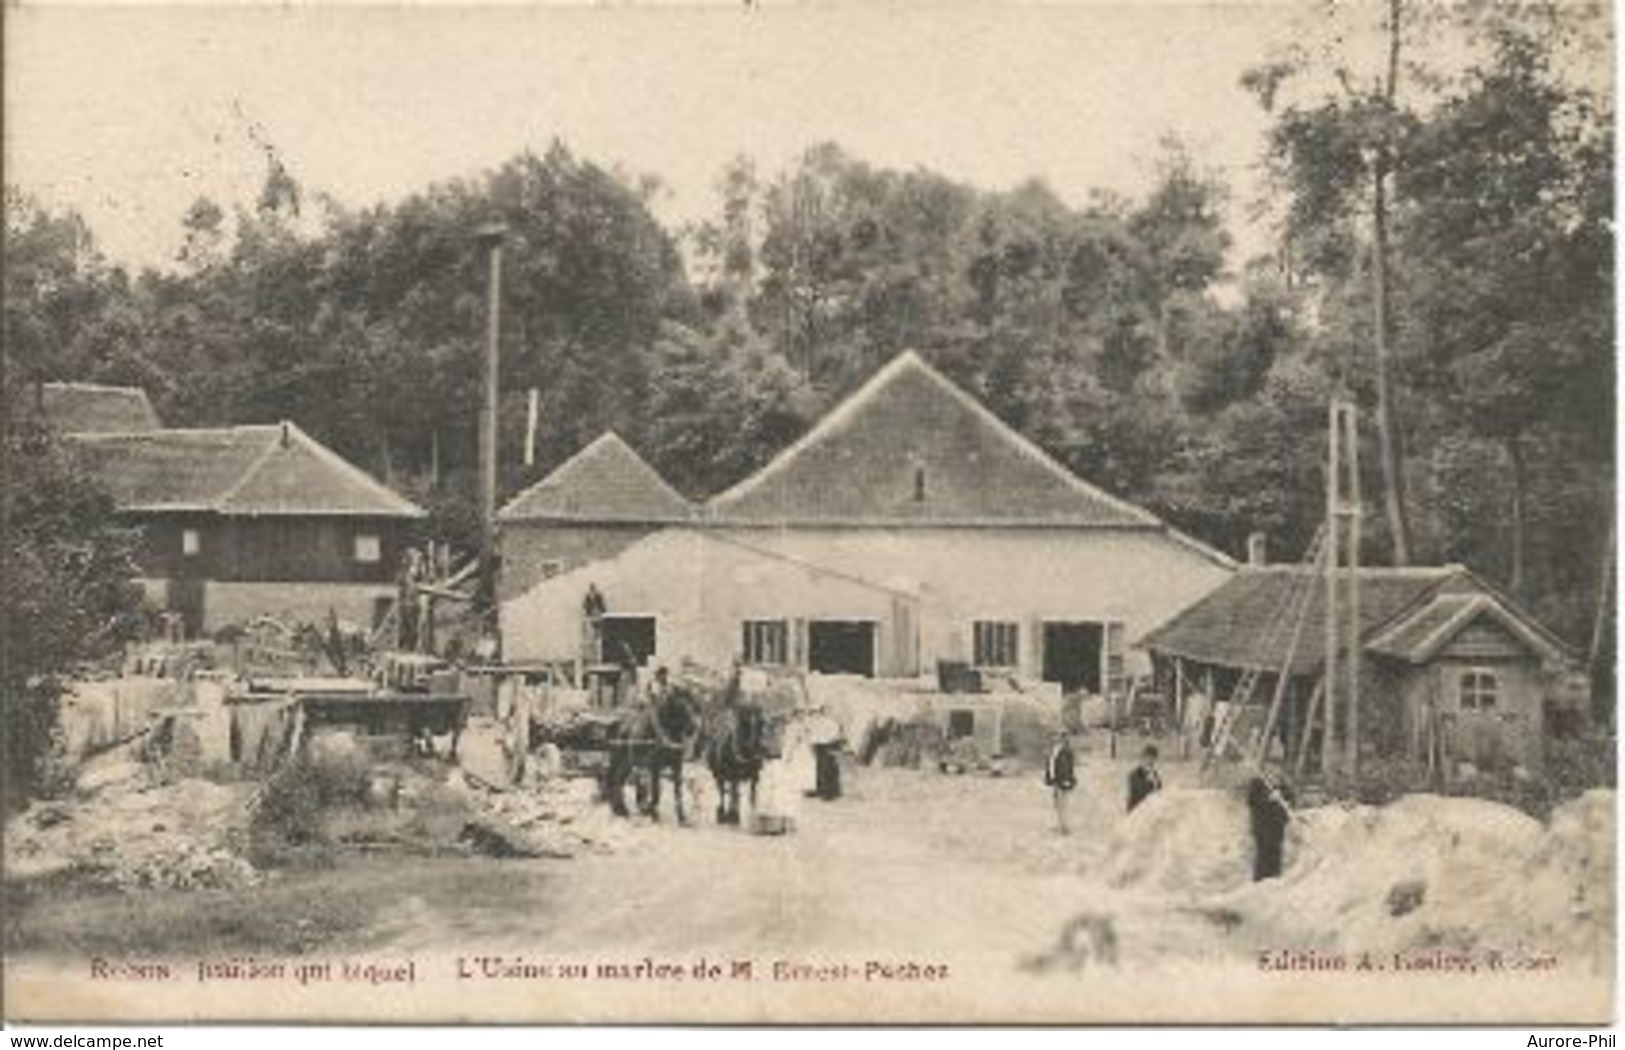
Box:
(643, 320), (812, 498)
(0, 414), (146, 807)
(1245, 0), (1419, 563)
(1397, 15), (1612, 597)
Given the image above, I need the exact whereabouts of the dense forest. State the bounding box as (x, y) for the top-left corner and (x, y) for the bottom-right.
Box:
(3, 2), (1613, 674)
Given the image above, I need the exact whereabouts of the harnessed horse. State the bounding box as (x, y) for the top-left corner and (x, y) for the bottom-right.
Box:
(704, 692), (773, 826)
(604, 684), (702, 824)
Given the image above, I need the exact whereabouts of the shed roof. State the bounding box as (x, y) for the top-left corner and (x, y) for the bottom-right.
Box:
(497, 432), (692, 524)
(39, 382), (162, 434)
(1365, 592), (1571, 666)
(68, 422), (425, 518)
(704, 351), (1227, 562)
(1138, 565), (1477, 676)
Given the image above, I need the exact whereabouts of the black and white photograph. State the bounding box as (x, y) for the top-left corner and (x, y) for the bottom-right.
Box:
(1, 0), (1615, 1027)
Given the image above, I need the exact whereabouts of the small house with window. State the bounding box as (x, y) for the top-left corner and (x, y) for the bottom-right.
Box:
(1139, 565), (1576, 773)
(68, 421), (425, 636)
(501, 351), (1234, 697)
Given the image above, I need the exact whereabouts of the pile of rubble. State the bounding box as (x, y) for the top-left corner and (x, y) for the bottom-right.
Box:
(6, 708), (641, 893)
(6, 747), (260, 891)
(1221, 789), (1616, 964)
(1098, 784), (1616, 968)
(1101, 788), (1260, 896)
(453, 769), (640, 859)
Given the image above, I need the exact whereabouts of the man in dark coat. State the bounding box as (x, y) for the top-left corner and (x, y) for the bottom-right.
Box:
(1127, 744), (1163, 812)
(1246, 765), (1295, 881)
(1044, 730), (1078, 835)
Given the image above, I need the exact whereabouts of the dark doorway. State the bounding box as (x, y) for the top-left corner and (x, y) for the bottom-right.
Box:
(601, 615), (657, 668)
(808, 620), (876, 677)
(1042, 621), (1103, 693)
(166, 577), (205, 639)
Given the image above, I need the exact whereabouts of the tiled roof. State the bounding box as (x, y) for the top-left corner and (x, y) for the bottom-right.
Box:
(497, 432), (692, 524)
(705, 351), (1219, 553)
(68, 422), (424, 518)
(39, 382), (161, 434)
(1138, 565), (1475, 675)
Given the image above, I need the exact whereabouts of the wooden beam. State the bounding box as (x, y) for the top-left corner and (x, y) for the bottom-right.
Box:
(1294, 676), (1327, 779)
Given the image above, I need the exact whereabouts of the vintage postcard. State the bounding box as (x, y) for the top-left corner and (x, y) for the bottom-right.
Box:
(2, 0), (1615, 1026)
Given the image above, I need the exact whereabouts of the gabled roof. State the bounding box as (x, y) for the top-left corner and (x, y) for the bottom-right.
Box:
(1138, 565), (1478, 676)
(68, 422), (424, 518)
(497, 432), (692, 524)
(38, 382), (161, 434)
(705, 351), (1224, 557)
(1366, 592), (1571, 666)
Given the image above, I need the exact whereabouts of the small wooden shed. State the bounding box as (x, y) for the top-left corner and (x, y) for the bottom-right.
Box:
(1138, 565), (1575, 774)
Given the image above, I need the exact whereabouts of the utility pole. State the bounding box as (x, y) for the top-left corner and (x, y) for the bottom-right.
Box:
(1322, 401), (1340, 781)
(475, 221), (507, 650)
(1324, 397), (1363, 779)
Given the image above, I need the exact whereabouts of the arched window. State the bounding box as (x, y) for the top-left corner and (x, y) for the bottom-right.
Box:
(1457, 668), (1499, 711)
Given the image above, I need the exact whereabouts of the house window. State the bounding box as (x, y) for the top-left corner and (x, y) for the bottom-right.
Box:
(181, 528), (201, 557)
(743, 619), (789, 666)
(1458, 668), (1500, 711)
(973, 620), (1020, 669)
(354, 533), (382, 564)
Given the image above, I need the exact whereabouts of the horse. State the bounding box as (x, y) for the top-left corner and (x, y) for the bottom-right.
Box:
(603, 684), (702, 824)
(704, 698), (773, 825)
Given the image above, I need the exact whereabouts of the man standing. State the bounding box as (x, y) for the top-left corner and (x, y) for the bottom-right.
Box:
(1044, 730), (1078, 835)
(582, 584), (607, 662)
(1126, 744), (1163, 812)
(1246, 764), (1295, 881)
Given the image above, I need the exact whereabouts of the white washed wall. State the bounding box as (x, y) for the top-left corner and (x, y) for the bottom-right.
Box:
(500, 525), (1233, 677)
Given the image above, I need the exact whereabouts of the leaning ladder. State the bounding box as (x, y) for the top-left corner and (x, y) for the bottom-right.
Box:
(1201, 523), (1328, 774)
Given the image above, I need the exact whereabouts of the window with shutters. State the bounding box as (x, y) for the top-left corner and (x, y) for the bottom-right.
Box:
(743, 619), (790, 666)
(972, 620), (1020, 669)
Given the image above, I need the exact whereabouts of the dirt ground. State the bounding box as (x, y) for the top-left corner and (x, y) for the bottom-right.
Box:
(9, 747), (1612, 987)
(10, 751), (1231, 969)
(355, 756), (1225, 965)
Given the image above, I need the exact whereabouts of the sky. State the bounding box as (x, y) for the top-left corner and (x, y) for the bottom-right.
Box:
(5, 2), (1323, 274)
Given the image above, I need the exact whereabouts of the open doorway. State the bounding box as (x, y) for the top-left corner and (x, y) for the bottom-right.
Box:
(1042, 621), (1103, 693)
(600, 615), (657, 668)
(808, 620), (876, 677)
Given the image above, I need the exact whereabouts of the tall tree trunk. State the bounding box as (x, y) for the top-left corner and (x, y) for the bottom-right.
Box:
(1504, 434), (1527, 596)
(1372, 0), (1414, 565)
(379, 429), (394, 487)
